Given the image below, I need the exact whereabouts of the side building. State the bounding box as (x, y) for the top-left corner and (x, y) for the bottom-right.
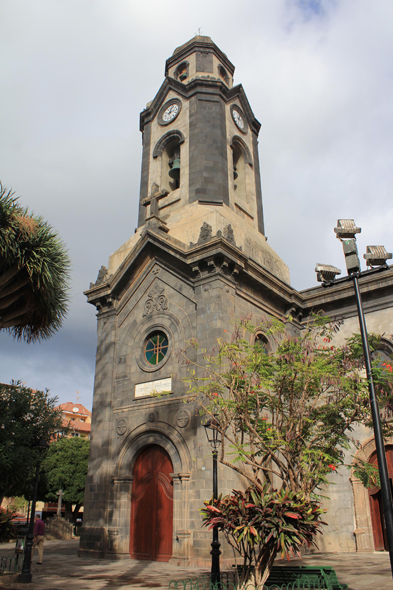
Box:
(55, 402), (92, 439)
(79, 36), (393, 563)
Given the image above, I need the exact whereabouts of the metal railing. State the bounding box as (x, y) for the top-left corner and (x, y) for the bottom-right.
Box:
(169, 573), (333, 590)
(0, 554), (22, 575)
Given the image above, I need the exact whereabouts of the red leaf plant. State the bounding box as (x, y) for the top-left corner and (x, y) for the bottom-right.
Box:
(201, 485), (326, 587)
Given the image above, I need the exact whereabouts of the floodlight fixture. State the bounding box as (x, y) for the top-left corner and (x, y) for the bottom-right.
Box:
(315, 263), (341, 283)
(334, 219), (361, 239)
(363, 245), (393, 268)
(316, 219), (393, 576)
(342, 238), (361, 274)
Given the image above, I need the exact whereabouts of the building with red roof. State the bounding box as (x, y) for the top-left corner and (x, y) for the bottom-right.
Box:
(55, 402), (91, 439)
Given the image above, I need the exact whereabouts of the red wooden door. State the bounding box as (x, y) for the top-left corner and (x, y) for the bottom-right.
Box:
(368, 446), (393, 551)
(130, 445), (173, 561)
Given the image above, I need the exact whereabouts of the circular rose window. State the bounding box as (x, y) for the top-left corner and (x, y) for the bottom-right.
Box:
(144, 331), (169, 365)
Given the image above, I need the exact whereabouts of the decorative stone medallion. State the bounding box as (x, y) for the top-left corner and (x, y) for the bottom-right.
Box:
(148, 412), (156, 422)
(116, 418), (128, 436)
(142, 283), (168, 317)
(176, 409), (191, 428)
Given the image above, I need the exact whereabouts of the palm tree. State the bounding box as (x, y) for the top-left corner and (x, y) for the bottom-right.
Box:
(0, 182), (70, 342)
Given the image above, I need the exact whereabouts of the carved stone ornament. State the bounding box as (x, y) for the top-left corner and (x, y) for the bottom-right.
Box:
(197, 222), (213, 244)
(92, 265), (109, 288)
(223, 224), (236, 245)
(148, 412), (156, 422)
(116, 418), (128, 436)
(142, 283), (168, 317)
(176, 409), (191, 429)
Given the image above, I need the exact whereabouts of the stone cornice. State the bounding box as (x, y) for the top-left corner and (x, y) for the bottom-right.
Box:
(140, 78), (261, 136)
(85, 229), (393, 323)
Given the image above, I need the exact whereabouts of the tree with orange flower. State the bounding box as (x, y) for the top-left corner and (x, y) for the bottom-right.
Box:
(182, 314), (393, 585)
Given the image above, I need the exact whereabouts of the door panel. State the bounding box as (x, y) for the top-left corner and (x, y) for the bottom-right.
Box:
(368, 446), (393, 551)
(130, 445), (173, 561)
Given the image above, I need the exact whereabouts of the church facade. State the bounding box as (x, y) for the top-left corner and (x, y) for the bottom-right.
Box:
(79, 36), (393, 564)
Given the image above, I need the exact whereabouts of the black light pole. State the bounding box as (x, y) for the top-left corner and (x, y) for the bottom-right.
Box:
(203, 417), (222, 587)
(18, 439), (49, 584)
(316, 219), (393, 577)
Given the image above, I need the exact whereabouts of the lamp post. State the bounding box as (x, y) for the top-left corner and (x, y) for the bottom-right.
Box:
(316, 219), (393, 577)
(203, 416), (222, 587)
(18, 439), (49, 584)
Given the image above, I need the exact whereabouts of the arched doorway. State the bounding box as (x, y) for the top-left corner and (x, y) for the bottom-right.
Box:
(130, 444), (173, 561)
(368, 446), (393, 551)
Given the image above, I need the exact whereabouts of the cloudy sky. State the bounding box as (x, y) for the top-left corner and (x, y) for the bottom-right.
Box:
(1, 0), (392, 410)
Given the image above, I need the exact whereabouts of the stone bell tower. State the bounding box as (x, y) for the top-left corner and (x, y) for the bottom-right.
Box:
(79, 36), (293, 565)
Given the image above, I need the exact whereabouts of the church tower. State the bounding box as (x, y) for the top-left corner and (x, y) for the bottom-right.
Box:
(79, 36), (295, 564)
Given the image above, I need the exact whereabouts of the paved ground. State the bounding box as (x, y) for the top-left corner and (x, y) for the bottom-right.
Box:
(0, 539), (392, 589)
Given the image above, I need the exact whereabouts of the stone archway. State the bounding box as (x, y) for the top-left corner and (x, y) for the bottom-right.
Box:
(351, 435), (393, 551)
(111, 424), (191, 563)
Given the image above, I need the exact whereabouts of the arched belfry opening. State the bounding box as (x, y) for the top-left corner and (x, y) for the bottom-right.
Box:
(162, 139), (181, 192)
(232, 142), (245, 199)
(130, 444), (174, 562)
(153, 130), (185, 193)
(231, 135), (253, 204)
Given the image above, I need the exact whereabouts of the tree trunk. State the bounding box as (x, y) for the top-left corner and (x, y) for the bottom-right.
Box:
(255, 542), (278, 587)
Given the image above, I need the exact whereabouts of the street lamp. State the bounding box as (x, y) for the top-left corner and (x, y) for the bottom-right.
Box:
(203, 416), (222, 587)
(18, 438), (49, 584)
(316, 219), (393, 577)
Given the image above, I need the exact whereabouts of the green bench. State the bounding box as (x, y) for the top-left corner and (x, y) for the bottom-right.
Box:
(265, 565), (348, 590)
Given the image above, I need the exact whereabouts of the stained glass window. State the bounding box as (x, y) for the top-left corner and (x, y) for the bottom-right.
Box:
(144, 331), (169, 365)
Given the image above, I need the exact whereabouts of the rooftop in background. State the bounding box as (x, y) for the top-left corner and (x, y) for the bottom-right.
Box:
(55, 402), (92, 439)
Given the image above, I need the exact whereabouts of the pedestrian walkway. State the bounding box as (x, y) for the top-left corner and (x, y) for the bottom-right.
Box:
(0, 539), (392, 589)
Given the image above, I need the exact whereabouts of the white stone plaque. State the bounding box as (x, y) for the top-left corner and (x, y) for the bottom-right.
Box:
(135, 377), (172, 398)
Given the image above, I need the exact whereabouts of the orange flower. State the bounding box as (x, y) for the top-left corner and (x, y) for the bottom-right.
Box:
(328, 464), (336, 470)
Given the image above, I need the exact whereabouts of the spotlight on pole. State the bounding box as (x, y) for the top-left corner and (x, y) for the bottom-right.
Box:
(334, 219), (362, 275)
(334, 218), (361, 239)
(316, 218), (393, 579)
(364, 246), (392, 268)
(315, 264), (341, 283)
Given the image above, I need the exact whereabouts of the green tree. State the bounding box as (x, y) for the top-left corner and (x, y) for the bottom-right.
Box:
(183, 315), (393, 585)
(43, 437), (90, 522)
(0, 182), (70, 342)
(0, 382), (63, 505)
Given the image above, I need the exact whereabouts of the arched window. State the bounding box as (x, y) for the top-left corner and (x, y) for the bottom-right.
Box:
(372, 338), (393, 366)
(153, 130), (185, 193)
(231, 136), (253, 202)
(161, 139), (181, 192)
(232, 143), (245, 198)
(174, 61), (189, 82)
(254, 332), (269, 354)
(218, 64), (229, 85)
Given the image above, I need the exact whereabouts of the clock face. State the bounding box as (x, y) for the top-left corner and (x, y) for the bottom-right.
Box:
(163, 104), (179, 122)
(158, 99), (182, 125)
(232, 108), (244, 130)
